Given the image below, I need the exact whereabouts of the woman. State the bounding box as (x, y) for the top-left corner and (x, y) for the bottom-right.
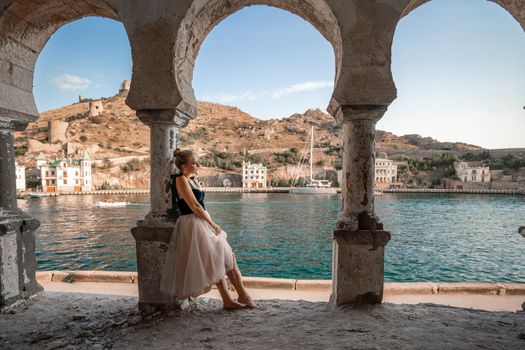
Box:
(160, 148), (258, 310)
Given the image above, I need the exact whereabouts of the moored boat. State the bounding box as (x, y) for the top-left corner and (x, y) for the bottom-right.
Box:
(289, 187), (337, 194)
(95, 201), (130, 207)
(289, 127), (337, 195)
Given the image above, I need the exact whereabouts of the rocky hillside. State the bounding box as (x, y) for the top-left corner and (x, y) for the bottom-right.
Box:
(13, 94), (487, 188)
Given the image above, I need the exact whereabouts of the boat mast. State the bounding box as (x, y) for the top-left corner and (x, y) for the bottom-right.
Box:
(310, 126), (314, 182)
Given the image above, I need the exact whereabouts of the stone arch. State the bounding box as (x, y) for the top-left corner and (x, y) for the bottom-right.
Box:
(0, 0), (121, 125)
(0, 0), (131, 309)
(401, 0), (525, 30)
(381, 0), (525, 117)
(392, 0), (525, 120)
(174, 0), (342, 119)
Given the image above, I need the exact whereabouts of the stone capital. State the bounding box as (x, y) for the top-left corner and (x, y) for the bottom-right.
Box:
(136, 109), (191, 128)
(0, 117), (22, 132)
(0, 212), (40, 236)
(0, 118), (16, 132)
(334, 104), (388, 124)
(333, 229), (391, 248)
(131, 225), (173, 244)
(0, 113), (34, 132)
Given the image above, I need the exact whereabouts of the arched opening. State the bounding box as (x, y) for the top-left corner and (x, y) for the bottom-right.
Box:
(0, 0), (121, 121)
(0, 0), (135, 308)
(174, 0), (342, 118)
(382, 0), (525, 283)
(14, 16), (138, 273)
(183, 5), (338, 279)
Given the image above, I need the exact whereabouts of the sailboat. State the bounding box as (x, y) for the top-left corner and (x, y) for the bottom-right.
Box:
(289, 126), (337, 194)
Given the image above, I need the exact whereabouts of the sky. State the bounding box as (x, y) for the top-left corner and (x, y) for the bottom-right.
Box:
(33, 0), (525, 149)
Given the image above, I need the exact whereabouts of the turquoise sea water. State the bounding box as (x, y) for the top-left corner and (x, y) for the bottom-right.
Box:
(18, 193), (525, 282)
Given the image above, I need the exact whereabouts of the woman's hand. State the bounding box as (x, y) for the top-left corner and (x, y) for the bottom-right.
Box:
(211, 223), (222, 236)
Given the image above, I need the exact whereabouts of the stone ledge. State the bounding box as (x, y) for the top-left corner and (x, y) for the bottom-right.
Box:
(241, 277), (295, 290)
(35, 272), (525, 295)
(384, 282), (438, 295)
(437, 282), (500, 295)
(497, 283), (525, 295)
(37, 271), (138, 284)
(295, 279), (331, 291)
(333, 230), (391, 247)
(131, 227), (173, 243)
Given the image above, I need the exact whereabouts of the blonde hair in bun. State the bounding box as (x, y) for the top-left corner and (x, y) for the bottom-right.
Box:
(174, 148), (195, 170)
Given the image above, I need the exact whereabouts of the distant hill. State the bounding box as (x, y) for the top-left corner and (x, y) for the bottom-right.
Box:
(13, 94), (491, 188)
(14, 95), (483, 160)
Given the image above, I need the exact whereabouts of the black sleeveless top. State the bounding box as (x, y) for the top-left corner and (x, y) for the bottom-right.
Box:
(172, 174), (205, 215)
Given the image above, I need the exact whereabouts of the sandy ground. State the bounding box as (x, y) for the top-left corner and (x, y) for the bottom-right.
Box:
(0, 283), (524, 349)
(41, 281), (525, 312)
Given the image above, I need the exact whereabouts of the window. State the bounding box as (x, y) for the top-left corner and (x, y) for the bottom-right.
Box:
(76, 180), (79, 185)
(45, 171), (49, 177)
(75, 171), (79, 176)
(51, 170), (55, 176)
(63, 171), (67, 177)
(64, 179), (68, 185)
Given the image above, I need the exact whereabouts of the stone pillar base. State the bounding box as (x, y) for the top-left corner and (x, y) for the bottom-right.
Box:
(131, 223), (187, 312)
(331, 229), (391, 306)
(0, 212), (42, 310)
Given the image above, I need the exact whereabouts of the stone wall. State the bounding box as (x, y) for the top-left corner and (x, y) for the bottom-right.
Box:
(92, 170), (150, 190)
(119, 80), (131, 96)
(66, 142), (100, 158)
(198, 174), (242, 187)
(48, 120), (68, 144)
(88, 100), (104, 117)
(445, 179), (521, 191)
(491, 181), (520, 191)
(27, 139), (62, 154)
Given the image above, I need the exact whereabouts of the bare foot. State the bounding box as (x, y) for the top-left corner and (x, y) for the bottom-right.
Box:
(238, 296), (259, 309)
(223, 300), (245, 311)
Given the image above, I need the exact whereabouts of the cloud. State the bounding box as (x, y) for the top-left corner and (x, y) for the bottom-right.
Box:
(200, 80), (334, 104)
(202, 91), (267, 103)
(52, 74), (91, 91)
(271, 80), (334, 99)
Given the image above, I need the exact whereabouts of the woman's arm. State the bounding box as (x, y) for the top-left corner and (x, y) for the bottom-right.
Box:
(176, 176), (221, 234)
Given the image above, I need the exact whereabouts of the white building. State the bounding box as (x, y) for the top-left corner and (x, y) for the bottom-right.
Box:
(36, 151), (93, 192)
(242, 161), (267, 189)
(337, 157), (398, 189)
(375, 158), (398, 188)
(454, 162), (490, 183)
(15, 162), (26, 191)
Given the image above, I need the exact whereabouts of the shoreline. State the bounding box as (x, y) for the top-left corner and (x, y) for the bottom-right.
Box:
(36, 271), (525, 296)
(19, 187), (525, 196)
(3, 272), (522, 348)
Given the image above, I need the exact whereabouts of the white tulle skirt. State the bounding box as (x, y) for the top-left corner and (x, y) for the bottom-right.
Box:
(160, 214), (234, 299)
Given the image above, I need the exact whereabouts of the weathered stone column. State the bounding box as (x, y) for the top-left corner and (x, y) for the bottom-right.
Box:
(131, 110), (189, 312)
(331, 105), (391, 306)
(0, 119), (41, 310)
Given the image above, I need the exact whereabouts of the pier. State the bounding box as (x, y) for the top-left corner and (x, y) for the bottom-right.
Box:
(383, 188), (525, 195)
(19, 188), (525, 197)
